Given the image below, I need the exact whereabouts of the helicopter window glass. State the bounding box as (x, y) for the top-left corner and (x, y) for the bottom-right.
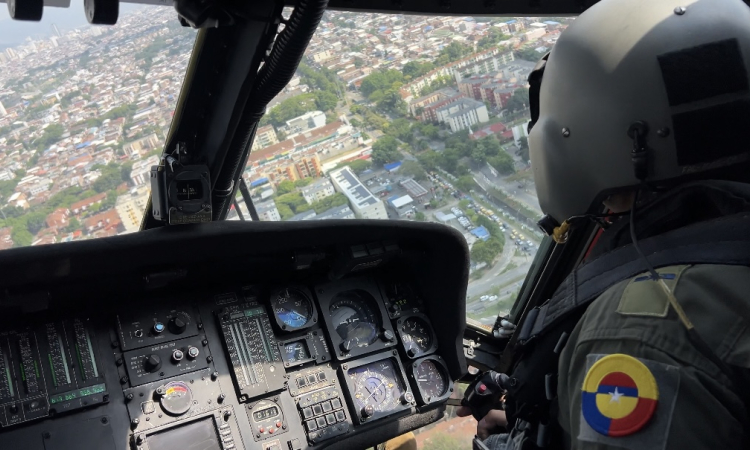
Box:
(0, 4), (196, 248)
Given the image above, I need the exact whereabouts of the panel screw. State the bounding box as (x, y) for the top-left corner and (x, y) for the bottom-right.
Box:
(207, 355), (214, 363)
(202, 339), (208, 346)
(111, 341), (119, 349)
(342, 364), (348, 370)
(212, 371), (219, 380)
(126, 393), (134, 401)
(657, 127), (670, 137)
(131, 418), (140, 429)
(562, 128), (571, 137)
(116, 358), (123, 366)
(120, 376), (129, 385)
(674, 6), (686, 15)
(197, 323), (203, 329)
(43, 432), (51, 439)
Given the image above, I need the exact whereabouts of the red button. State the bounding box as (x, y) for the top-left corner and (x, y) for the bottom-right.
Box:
(269, 428), (275, 434)
(478, 384), (487, 393)
(259, 427), (265, 433)
(276, 421), (282, 428)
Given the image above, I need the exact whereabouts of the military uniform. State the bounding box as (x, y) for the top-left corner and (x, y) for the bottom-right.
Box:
(480, 181), (750, 450)
(555, 181), (750, 449)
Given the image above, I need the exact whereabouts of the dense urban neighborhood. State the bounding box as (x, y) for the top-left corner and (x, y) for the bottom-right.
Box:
(0, 7), (571, 324)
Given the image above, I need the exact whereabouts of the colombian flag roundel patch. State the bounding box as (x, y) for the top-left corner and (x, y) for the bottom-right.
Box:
(581, 354), (658, 437)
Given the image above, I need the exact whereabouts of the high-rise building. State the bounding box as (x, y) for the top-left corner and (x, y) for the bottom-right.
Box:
(51, 23), (62, 38)
(0, 101), (6, 118)
(116, 186), (151, 233)
(5, 48), (18, 61)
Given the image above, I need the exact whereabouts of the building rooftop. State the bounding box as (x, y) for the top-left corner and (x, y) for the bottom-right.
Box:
(288, 209), (317, 221)
(255, 200), (278, 214)
(330, 167), (379, 208)
(390, 194), (414, 209)
(401, 179), (429, 197)
(314, 204), (354, 220)
(301, 177), (333, 196)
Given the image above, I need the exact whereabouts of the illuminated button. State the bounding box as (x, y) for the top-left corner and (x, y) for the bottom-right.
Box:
(312, 404), (323, 416)
(325, 414), (335, 425)
(269, 428), (275, 434)
(307, 375), (317, 385)
(302, 407), (313, 419)
(187, 346), (200, 359)
(331, 399), (342, 409)
(297, 377), (307, 388)
(259, 427), (265, 433)
(335, 411), (346, 422)
(172, 349), (184, 362)
(153, 322), (165, 334)
(321, 401), (332, 413)
(276, 421), (282, 428)
(478, 384), (487, 393)
(318, 372), (327, 381)
(306, 419), (318, 431)
(316, 417), (327, 428)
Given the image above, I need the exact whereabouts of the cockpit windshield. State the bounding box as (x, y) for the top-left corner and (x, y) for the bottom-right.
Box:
(0, 6), (566, 329)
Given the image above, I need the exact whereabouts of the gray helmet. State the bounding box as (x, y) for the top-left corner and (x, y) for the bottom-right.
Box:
(529, 0), (750, 225)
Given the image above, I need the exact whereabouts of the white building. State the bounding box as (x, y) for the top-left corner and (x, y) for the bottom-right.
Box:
(116, 185), (151, 233)
(286, 110), (326, 135)
(130, 155), (161, 186)
(256, 200), (281, 221)
(0, 100), (6, 117)
(301, 178), (335, 204)
(388, 194), (415, 218)
(329, 167), (388, 220)
(436, 98), (489, 132)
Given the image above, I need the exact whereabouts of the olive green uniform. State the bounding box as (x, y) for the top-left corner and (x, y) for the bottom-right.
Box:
(558, 264), (750, 449)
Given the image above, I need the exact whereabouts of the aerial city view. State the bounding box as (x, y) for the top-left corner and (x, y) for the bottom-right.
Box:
(0, 6), (569, 328)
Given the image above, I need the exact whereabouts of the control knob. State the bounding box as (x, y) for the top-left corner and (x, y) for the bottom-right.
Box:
(144, 354), (162, 373)
(169, 317), (187, 334)
(172, 349), (184, 362)
(187, 346), (200, 359)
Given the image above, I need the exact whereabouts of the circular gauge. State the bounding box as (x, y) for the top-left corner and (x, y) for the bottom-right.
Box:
(273, 288), (314, 330)
(348, 359), (404, 415)
(415, 359), (448, 401)
(284, 340), (309, 363)
(330, 290), (381, 347)
(401, 316), (434, 358)
(158, 381), (193, 416)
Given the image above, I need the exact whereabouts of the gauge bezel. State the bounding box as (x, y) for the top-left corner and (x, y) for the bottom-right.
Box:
(339, 351), (414, 425)
(395, 312), (438, 359)
(315, 277), (396, 361)
(268, 285), (318, 333)
(407, 355), (453, 406)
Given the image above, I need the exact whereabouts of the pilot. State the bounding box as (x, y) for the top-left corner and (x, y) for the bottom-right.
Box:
(461, 0), (750, 448)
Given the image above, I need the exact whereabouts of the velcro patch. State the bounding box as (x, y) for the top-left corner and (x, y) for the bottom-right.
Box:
(616, 265), (690, 318)
(579, 354), (680, 449)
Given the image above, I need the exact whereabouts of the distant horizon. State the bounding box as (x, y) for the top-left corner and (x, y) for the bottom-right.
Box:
(0, 1), (149, 49)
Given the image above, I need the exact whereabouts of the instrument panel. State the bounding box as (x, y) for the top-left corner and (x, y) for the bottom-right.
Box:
(0, 222), (468, 450)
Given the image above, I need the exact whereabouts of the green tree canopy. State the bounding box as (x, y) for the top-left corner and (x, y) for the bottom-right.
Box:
(371, 136), (401, 166)
(276, 180), (295, 195)
(400, 160), (427, 181)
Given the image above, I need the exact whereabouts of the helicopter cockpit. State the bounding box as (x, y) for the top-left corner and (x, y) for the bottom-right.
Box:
(0, 0), (674, 449)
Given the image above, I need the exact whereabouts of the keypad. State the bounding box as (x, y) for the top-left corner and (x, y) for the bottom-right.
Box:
(297, 386), (350, 444)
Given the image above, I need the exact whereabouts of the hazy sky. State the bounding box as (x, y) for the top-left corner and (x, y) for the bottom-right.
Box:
(0, 0), (146, 48)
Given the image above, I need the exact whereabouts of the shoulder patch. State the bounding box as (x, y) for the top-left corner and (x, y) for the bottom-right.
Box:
(616, 265), (690, 317)
(579, 354), (680, 449)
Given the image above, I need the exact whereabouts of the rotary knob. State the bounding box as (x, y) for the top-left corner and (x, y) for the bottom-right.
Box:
(169, 317), (187, 334)
(361, 404), (374, 419)
(144, 354), (162, 373)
